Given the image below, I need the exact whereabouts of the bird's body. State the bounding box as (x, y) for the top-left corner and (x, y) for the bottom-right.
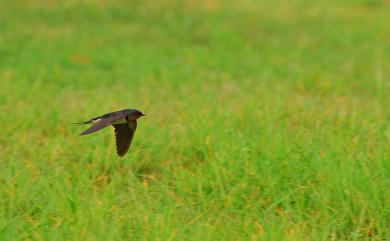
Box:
(76, 109), (145, 157)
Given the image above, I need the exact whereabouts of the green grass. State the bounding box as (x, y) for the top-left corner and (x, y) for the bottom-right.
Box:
(0, 0), (389, 240)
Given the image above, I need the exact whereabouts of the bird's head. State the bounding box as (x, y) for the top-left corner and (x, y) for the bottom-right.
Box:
(126, 109), (146, 121)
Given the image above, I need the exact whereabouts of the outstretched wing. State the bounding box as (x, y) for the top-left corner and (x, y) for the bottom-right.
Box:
(113, 121), (137, 157)
(80, 112), (125, 135)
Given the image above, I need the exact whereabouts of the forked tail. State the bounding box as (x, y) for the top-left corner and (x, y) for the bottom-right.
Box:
(71, 120), (92, 125)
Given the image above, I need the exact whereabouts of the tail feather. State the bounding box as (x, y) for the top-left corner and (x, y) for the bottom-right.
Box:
(71, 120), (92, 125)
(72, 116), (101, 126)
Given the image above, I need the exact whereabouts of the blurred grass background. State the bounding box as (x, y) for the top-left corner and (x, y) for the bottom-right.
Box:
(0, 0), (389, 240)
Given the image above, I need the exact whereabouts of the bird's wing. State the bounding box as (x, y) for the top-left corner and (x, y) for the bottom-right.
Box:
(79, 112), (125, 135)
(113, 121), (137, 157)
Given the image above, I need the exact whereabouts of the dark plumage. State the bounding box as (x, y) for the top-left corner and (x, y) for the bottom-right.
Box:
(75, 109), (145, 157)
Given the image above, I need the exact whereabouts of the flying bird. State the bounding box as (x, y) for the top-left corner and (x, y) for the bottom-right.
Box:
(75, 109), (145, 157)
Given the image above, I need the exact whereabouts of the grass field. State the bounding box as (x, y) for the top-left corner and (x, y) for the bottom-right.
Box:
(0, 0), (389, 240)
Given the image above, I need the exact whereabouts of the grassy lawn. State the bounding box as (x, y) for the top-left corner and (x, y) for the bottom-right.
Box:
(0, 0), (389, 240)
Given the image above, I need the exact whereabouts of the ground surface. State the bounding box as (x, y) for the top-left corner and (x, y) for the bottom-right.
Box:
(0, 0), (389, 240)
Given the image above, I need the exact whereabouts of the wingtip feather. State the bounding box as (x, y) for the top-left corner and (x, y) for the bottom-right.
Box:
(79, 130), (89, 136)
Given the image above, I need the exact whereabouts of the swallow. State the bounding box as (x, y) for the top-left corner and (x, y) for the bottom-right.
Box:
(75, 109), (145, 157)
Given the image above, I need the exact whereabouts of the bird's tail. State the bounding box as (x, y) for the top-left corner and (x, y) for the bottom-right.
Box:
(71, 116), (101, 125)
(71, 120), (92, 125)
